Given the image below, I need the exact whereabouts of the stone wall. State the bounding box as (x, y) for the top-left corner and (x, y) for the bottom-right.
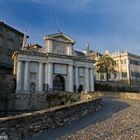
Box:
(0, 98), (101, 140)
(14, 92), (81, 110)
(92, 92), (140, 101)
(0, 74), (15, 111)
(15, 93), (48, 110)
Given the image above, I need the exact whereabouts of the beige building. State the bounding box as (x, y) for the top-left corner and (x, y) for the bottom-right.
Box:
(95, 50), (140, 85)
(0, 21), (24, 74)
(112, 51), (140, 84)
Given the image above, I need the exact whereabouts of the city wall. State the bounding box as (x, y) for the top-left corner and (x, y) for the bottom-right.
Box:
(93, 92), (140, 100)
(0, 98), (101, 140)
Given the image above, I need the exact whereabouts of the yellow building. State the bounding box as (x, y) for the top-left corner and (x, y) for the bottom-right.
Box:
(95, 50), (140, 85)
(112, 51), (140, 84)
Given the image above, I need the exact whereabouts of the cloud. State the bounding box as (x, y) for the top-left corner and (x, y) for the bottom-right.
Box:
(25, 0), (93, 12)
(2, 0), (140, 54)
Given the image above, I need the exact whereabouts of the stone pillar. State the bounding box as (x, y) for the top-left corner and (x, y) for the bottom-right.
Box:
(90, 68), (94, 91)
(16, 60), (23, 91)
(67, 46), (73, 55)
(126, 60), (131, 84)
(13, 58), (16, 75)
(48, 63), (53, 92)
(24, 61), (30, 91)
(119, 59), (122, 80)
(38, 62), (43, 92)
(75, 66), (79, 92)
(68, 64), (73, 92)
(48, 40), (52, 53)
(85, 67), (90, 91)
(45, 63), (48, 91)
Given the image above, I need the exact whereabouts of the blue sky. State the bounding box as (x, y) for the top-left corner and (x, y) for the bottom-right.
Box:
(1, 0), (140, 54)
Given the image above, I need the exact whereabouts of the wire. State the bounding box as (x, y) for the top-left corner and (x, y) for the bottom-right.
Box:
(51, 5), (61, 32)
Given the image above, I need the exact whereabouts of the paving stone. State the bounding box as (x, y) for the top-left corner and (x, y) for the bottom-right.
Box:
(60, 99), (140, 140)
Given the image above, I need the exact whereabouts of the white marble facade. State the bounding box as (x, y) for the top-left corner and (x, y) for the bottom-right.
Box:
(12, 33), (94, 93)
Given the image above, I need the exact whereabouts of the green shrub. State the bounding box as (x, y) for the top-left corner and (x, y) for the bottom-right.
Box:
(95, 81), (140, 93)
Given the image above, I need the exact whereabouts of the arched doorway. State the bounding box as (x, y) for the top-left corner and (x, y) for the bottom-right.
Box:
(30, 82), (36, 93)
(53, 75), (65, 91)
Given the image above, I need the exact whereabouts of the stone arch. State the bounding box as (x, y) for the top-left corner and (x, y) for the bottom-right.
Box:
(30, 82), (36, 93)
(53, 75), (65, 91)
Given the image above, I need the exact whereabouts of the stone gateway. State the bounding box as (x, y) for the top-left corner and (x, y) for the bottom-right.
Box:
(12, 33), (95, 109)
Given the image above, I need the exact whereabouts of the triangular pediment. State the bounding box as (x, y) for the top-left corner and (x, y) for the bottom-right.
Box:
(45, 32), (76, 45)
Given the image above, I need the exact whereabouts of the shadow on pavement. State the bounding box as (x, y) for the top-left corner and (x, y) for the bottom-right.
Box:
(29, 97), (130, 140)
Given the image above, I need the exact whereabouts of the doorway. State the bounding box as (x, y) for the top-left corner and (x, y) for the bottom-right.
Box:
(53, 75), (65, 91)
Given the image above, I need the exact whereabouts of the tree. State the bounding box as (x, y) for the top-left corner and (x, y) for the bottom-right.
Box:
(96, 54), (116, 81)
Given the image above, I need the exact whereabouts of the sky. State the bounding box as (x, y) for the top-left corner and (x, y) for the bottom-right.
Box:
(1, 0), (140, 54)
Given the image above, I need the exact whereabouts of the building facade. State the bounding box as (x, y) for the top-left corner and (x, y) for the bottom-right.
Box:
(111, 51), (140, 84)
(12, 33), (94, 94)
(95, 50), (140, 85)
(0, 21), (24, 74)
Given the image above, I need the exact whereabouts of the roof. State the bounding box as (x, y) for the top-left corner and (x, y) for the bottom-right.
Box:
(75, 50), (85, 57)
(0, 21), (24, 36)
(44, 32), (76, 45)
(28, 44), (42, 48)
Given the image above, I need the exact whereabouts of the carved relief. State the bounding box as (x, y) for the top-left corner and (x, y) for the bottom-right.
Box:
(52, 41), (67, 54)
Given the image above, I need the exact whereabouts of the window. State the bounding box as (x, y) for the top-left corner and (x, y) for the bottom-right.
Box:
(8, 31), (15, 39)
(8, 40), (14, 50)
(124, 59), (126, 64)
(100, 74), (104, 80)
(0, 27), (4, 33)
(122, 72), (127, 78)
(131, 72), (140, 78)
(30, 72), (37, 80)
(79, 68), (84, 76)
(129, 59), (140, 66)
(121, 59), (126, 65)
(113, 61), (116, 66)
(108, 73), (111, 79)
(114, 73), (117, 79)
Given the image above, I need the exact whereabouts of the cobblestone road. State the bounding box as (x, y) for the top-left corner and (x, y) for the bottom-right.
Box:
(60, 98), (140, 140)
(30, 98), (140, 140)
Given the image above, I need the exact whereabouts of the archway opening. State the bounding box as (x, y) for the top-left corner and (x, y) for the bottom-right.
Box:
(53, 75), (65, 91)
(30, 82), (36, 93)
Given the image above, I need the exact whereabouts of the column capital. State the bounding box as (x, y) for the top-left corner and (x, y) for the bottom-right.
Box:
(25, 61), (30, 63)
(48, 61), (53, 63)
(39, 62), (43, 64)
(68, 64), (73, 66)
(75, 65), (78, 68)
(17, 60), (22, 63)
